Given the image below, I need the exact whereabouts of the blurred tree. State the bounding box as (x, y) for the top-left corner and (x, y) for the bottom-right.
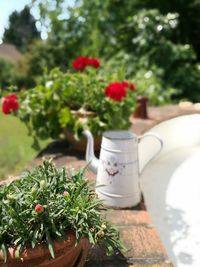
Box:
(0, 57), (30, 89)
(0, 59), (16, 87)
(23, 39), (68, 83)
(136, 0), (200, 60)
(3, 6), (40, 52)
(105, 9), (200, 102)
(30, 0), (200, 61)
(28, 0), (200, 101)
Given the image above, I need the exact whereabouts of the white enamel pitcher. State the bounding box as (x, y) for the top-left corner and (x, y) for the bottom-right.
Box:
(84, 130), (163, 208)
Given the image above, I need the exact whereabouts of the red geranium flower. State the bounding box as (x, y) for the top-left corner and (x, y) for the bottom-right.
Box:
(35, 204), (44, 213)
(2, 93), (19, 114)
(72, 56), (100, 71)
(105, 82), (127, 102)
(72, 56), (88, 71)
(122, 81), (129, 88)
(87, 58), (100, 69)
(122, 81), (136, 91)
(129, 83), (136, 91)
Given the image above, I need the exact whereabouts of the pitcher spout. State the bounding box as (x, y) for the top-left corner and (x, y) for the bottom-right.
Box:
(83, 130), (99, 174)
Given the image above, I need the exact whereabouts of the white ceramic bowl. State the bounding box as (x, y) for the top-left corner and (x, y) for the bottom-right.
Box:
(139, 114), (200, 267)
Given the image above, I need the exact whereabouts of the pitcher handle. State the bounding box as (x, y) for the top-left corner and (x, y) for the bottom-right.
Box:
(138, 133), (163, 174)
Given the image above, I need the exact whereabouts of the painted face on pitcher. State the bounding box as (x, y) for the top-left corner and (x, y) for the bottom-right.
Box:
(102, 156), (125, 184)
(105, 157), (119, 177)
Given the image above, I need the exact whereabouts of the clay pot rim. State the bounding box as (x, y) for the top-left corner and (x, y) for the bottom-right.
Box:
(0, 230), (77, 263)
(70, 109), (96, 118)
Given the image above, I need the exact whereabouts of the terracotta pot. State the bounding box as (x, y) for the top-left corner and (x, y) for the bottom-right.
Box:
(70, 110), (96, 118)
(64, 109), (102, 152)
(64, 130), (101, 152)
(133, 96), (149, 119)
(0, 231), (89, 267)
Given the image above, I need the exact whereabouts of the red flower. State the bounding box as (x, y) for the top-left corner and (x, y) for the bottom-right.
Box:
(35, 204), (44, 213)
(87, 58), (100, 69)
(122, 81), (136, 91)
(72, 56), (88, 71)
(122, 81), (129, 89)
(72, 56), (100, 71)
(129, 83), (136, 91)
(2, 94), (19, 114)
(105, 82), (127, 102)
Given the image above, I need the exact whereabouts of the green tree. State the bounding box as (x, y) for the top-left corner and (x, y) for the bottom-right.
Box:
(24, 39), (68, 83)
(105, 9), (200, 102)
(136, 0), (200, 60)
(3, 6), (40, 52)
(32, 0), (200, 59)
(0, 59), (16, 87)
(0, 57), (31, 89)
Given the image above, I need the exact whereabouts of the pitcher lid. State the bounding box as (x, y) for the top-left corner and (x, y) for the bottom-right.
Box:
(103, 130), (136, 140)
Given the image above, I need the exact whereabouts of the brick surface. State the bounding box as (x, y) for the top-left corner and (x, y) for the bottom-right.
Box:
(148, 104), (200, 122)
(105, 210), (150, 226)
(129, 264), (172, 267)
(120, 226), (167, 260)
(85, 211), (172, 267)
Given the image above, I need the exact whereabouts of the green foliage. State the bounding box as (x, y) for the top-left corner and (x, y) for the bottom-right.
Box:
(24, 39), (68, 84)
(137, 0), (200, 60)
(104, 52), (176, 105)
(134, 68), (176, 105)
(104, 10), (200, 102)
(0, 159), (123, 261)
(0, 59), (17, 88)
(0, 57), (33, 90)
(29, 0), (200, 102)
(13, 63), (136, 142)
(127, 10), (200, 101)
(3, 6), (40, 52)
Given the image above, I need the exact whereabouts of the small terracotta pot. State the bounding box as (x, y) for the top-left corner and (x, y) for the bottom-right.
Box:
(133, 96), (149, 119)
(0, 231), (89, 267)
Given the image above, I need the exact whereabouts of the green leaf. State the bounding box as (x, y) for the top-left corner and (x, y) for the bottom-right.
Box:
(58, 107), (71, 127)
(45, 230), (55, 258)
(1, 243), (7, 263)
(15, 244), (22, 259)
(106, 245), (114, 256)
(14, 237), (22, 245)
(88, 231), (95, 244)
(31, 229), (40, 248)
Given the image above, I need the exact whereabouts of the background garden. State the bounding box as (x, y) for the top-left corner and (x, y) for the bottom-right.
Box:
(1, 0), (200, 179)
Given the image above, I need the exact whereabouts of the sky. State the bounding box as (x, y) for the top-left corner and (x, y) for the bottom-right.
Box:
(0, 0), (75, 43)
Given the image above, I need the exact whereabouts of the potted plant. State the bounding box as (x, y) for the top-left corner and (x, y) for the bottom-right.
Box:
(1, 56), (137, 150)
(0, 159), (123, 266)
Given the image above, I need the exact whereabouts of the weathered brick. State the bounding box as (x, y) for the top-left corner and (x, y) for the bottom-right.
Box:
(86, 211), (172, 267)
(105, 210), (150, 226)
(120, 225), (167, 260)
